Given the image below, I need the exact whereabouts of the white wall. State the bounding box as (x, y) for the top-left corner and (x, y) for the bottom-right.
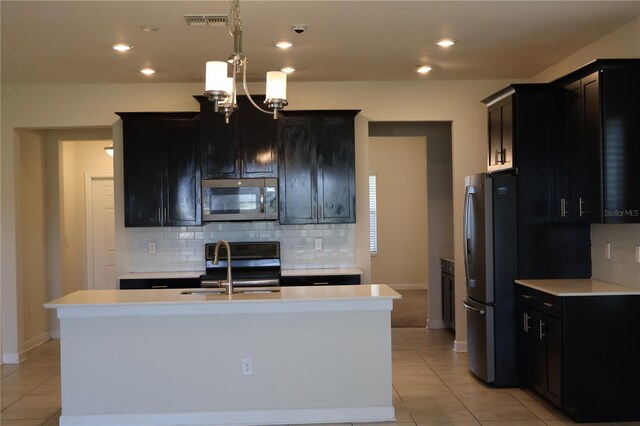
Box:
(60, 140), (114, 295)
(18, 130), (49, 351)
(369, 136), (428, 286)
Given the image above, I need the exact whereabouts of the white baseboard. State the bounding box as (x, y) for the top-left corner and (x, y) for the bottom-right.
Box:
(389, 284), (428, 290)
(453, 340), (467, 353)
(427, 319), (448, 329)
(60, 407), (395, 426)
(2, 352), (25, 364)
(24, 331), (51, 352)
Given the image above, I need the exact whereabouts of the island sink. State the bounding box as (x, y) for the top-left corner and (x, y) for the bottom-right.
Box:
(181, 287), (281, 295)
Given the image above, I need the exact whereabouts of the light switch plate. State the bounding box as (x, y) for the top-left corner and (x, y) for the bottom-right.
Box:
(148, 242), (156, 254)
(314, 238), (322, 251)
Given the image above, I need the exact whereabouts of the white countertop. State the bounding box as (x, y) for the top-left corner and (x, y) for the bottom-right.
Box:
(515, 279), (640, 296)
(45, 284), (399, 308)
(281, 268), (363, 276)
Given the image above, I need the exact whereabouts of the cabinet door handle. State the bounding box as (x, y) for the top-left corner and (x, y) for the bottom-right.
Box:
(152, 285), (168, 289)
(521, 294), (533, 300)
(158, 208), (162, 224)
(543, 302), (554, 308)
(579, 197), (585, 217)
(539, 320), (546, 340)
(259, 187), (265, 213)
(495, 149), (502, 164)
(501, 148), (507, 164)
(164, 208), (168, 223)
(560, 198), (569, 217)
(523, 313), (531, 332)
(319, 205), (323, 221)
(313, 282), (329, 286)
(241, 159), (245, 175)
(235, 159), (240, 175)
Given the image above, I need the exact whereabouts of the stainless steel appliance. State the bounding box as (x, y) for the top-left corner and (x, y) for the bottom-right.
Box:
(463, 170), (591, 387)
(463, 172), (518, 386)
(200, 241), (281, 288)
(202, 178), (278, 221)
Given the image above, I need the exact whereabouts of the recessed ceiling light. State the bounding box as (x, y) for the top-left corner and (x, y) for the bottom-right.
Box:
(435, 39), (456, 47)
(274, 41), (293, 49)
(111, 43), (133, 52)
(140, 68), (156, 75)
(138, 26), (159, 32)
(280, 67), (295, 74)
(415, 65), (432, 74)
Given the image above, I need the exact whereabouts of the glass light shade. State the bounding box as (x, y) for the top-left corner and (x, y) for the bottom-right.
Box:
(205, 61), (229, 92)
(266, 71), (287, 100)
(221, 77), (234, 103)
(104, 145), (114, 157)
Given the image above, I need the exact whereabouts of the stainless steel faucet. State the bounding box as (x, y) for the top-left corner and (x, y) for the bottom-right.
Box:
(212, 240), (233, 295)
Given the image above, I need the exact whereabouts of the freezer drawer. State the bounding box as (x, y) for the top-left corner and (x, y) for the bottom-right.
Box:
(464, 297), (495, 383)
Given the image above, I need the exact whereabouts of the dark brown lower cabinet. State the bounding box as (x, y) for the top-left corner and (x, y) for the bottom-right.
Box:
(120, 278), (201, 290)
(517, 284), (640, 422)
(280, 274), (361, 286)
(441, 259), (455, 329)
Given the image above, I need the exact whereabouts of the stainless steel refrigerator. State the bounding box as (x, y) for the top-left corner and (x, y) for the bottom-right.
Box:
(463, 172), (518, 386)
(463, 170), (591, 387)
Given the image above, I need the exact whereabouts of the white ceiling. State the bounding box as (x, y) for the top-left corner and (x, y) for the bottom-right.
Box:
(2, 1), (639, 85)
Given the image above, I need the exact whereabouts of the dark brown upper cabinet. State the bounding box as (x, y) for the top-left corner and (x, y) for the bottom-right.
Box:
(482, 84), (552, 174)
(278, 110), (359, 225)
(196, 95), (277, 179)
(551, 59), (640, 223)
(487, 96), (513, 171)
(117, 112), (201, 227)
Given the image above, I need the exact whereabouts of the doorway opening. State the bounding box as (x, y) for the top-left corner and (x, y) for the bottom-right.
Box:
(368, 121), (453, 328)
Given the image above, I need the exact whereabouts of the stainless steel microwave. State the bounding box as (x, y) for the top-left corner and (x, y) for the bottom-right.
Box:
(202, 178), (278, 221)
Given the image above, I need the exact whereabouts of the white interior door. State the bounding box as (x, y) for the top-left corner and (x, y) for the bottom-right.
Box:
(87, 176), (116, 290)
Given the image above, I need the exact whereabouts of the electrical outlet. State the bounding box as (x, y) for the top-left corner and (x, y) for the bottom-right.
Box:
(314, 238), (322, 251)
(148, 242), (156, 254)
(241, 357), (253, 376)
(604, 242), (611, 260)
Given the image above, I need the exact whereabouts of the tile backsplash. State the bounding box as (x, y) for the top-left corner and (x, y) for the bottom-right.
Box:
(591, 224), (640, 289)
(129, 222), (355, 272)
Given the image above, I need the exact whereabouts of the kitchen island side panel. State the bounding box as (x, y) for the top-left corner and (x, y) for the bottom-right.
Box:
(59, 309), (394, 424)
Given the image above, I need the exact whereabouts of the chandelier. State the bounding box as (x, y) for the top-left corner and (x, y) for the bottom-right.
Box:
(204, 0), (288, 123)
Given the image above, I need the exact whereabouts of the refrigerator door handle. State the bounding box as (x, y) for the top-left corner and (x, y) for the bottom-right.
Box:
(463, 185), (476, 288)
(463, 300), (485, 315)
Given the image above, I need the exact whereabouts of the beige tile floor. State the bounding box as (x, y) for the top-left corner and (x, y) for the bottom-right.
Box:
(2, 328), (639, 426)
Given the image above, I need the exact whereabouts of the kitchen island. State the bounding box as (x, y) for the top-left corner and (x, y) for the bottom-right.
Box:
(45, 285), (400, 426)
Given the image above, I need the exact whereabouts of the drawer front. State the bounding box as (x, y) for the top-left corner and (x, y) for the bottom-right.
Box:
(441, 259), (454, 275)
(516, 285), (561, 318)
(120, 278), (201, 290)
(280, 274), (361, 286)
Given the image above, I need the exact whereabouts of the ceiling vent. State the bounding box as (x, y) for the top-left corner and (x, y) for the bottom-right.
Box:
(184, 14), (229, 27)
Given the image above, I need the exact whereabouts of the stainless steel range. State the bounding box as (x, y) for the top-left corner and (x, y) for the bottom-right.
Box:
(200, 241), (281, 288)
